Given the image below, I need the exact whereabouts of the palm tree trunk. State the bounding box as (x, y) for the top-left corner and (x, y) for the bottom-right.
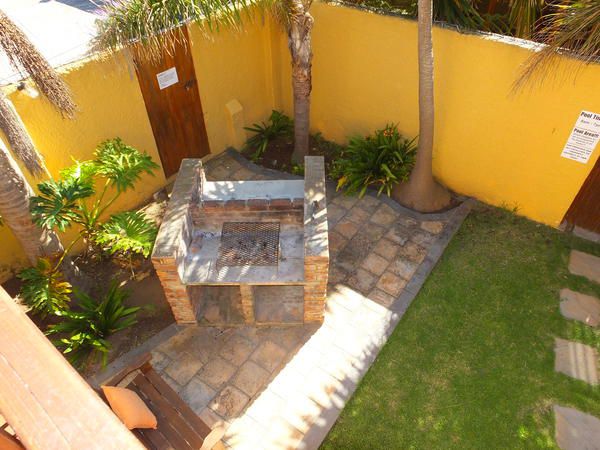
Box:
(0, 91), (49, 177)
(393, 0), (451, 212)
(289, 0), (313, 164)
(0, 140), (63, 265)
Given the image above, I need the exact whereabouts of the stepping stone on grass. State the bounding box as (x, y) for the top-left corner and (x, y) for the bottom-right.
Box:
(569, 250), (600, 284)
(554, 405), (600, 450)
(560, 289), (600, 327)
(554, 338), (599, 385)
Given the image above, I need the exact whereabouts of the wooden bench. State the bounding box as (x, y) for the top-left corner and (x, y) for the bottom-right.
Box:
(102, 354), (225, 450)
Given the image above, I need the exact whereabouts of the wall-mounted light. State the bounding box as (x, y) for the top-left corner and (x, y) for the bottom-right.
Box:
(16, 81), (39, 99)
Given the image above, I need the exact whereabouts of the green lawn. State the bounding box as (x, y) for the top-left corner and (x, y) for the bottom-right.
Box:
(322, 204), (600, 449)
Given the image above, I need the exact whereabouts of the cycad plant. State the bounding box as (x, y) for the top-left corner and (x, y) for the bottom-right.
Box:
(244, 110), (294, 160)
(95, 0), (315, 162)
(46, 282), (139, 368)
(333, 124), (416, 197)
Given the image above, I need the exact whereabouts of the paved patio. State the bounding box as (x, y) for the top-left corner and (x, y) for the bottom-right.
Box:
(94, 150), (471, 449)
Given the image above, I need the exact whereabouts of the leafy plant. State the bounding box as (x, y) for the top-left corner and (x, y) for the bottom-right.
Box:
(291, 163), (305, 176)
(332, 124), (416, 197)
(18, 258), (71, 316)
(94, 211), (158, 258)
(30, 138), (159, 255)
(46, 282), (139, 368)
(244, 110), (293, 161)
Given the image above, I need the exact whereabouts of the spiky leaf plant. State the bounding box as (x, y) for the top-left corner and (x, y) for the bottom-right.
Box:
(244, 110), (294, 160)
(95, 211), (158, 258)
(46, 282), (139, 368)
(18, 258), (72, 316)
(332, 124), (416, 197)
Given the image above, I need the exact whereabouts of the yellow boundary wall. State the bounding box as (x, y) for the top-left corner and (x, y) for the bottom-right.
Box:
(275, 2), (600, 228)
(1, 3), (599, 277)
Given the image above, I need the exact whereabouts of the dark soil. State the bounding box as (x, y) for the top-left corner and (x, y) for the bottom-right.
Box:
(241, 134), (341, 176)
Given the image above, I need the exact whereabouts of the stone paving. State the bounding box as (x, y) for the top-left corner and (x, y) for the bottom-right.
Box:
(95, 150), (471, 449)
(553, 250), (600, 449)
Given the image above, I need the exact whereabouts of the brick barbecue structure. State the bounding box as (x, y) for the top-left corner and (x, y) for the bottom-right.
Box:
(151, 157), (329, 326)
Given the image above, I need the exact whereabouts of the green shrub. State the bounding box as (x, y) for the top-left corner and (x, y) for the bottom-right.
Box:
(18, 258), (71, 316)
(30, 138), (159, 256)
(94, 211), (157, 259)
(244, 110), (293, 160)
(46, 282), (139, 368)
(332, 124), (416, 197)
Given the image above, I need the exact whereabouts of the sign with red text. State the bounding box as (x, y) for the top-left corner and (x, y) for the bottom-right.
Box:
(561, 110), (600, 163)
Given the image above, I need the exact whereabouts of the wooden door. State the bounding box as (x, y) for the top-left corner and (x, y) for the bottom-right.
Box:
(563, 157), (600, 233)
(134, 27), (210, 177)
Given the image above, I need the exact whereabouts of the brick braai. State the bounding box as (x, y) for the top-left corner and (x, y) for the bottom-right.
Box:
(151, 156), (330, 326)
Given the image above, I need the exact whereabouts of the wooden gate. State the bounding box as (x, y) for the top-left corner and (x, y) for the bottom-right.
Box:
(134, 27), (210, 177)
(563, 157), (600, 233)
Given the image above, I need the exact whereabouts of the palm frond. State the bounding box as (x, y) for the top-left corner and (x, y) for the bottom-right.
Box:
(0, 10), (76, 117)
(514, 0), (600, 90)
(507, 0), (545, 38)
(94, 0), (272, 62)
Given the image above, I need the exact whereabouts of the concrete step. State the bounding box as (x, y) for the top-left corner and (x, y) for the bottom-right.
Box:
(569, 250), (600, 284)
(554, 338), (598, 385)
(559, 289), (600, 327)
(554, 405), (600, 450)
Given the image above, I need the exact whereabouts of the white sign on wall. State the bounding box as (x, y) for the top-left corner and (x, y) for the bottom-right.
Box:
(560, 110), (600, 163)
(156, 67), (178, 90)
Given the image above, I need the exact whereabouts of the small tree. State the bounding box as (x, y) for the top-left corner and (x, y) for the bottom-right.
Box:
(19, 138), (159, 315)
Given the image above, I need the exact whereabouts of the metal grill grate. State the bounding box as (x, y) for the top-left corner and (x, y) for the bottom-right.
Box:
(217, 222), (280, 267)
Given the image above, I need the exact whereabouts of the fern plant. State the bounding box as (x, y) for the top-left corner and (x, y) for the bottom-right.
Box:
(94, 211), (158, 258)
(332, 124), (416, 197)
(46, 282), (139, 368)
(244, 110), (293, 161)
(18, 258), (71, 316)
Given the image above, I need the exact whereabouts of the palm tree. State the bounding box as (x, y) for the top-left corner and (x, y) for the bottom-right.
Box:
(514, 0), (600, 90)
(392, 0), (451, 212)
(0, 141), (63, 264)
(95, 0), (314, 162)
(0, 10), (76, 263)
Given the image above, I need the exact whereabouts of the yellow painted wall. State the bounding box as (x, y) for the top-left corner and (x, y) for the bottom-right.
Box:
(188, 20), (277, 153)
(275, 2), (600, 228)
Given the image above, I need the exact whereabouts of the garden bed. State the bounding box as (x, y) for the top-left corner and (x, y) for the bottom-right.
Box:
(241, 132), (340, 176)
(1, 194), (174, 376)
